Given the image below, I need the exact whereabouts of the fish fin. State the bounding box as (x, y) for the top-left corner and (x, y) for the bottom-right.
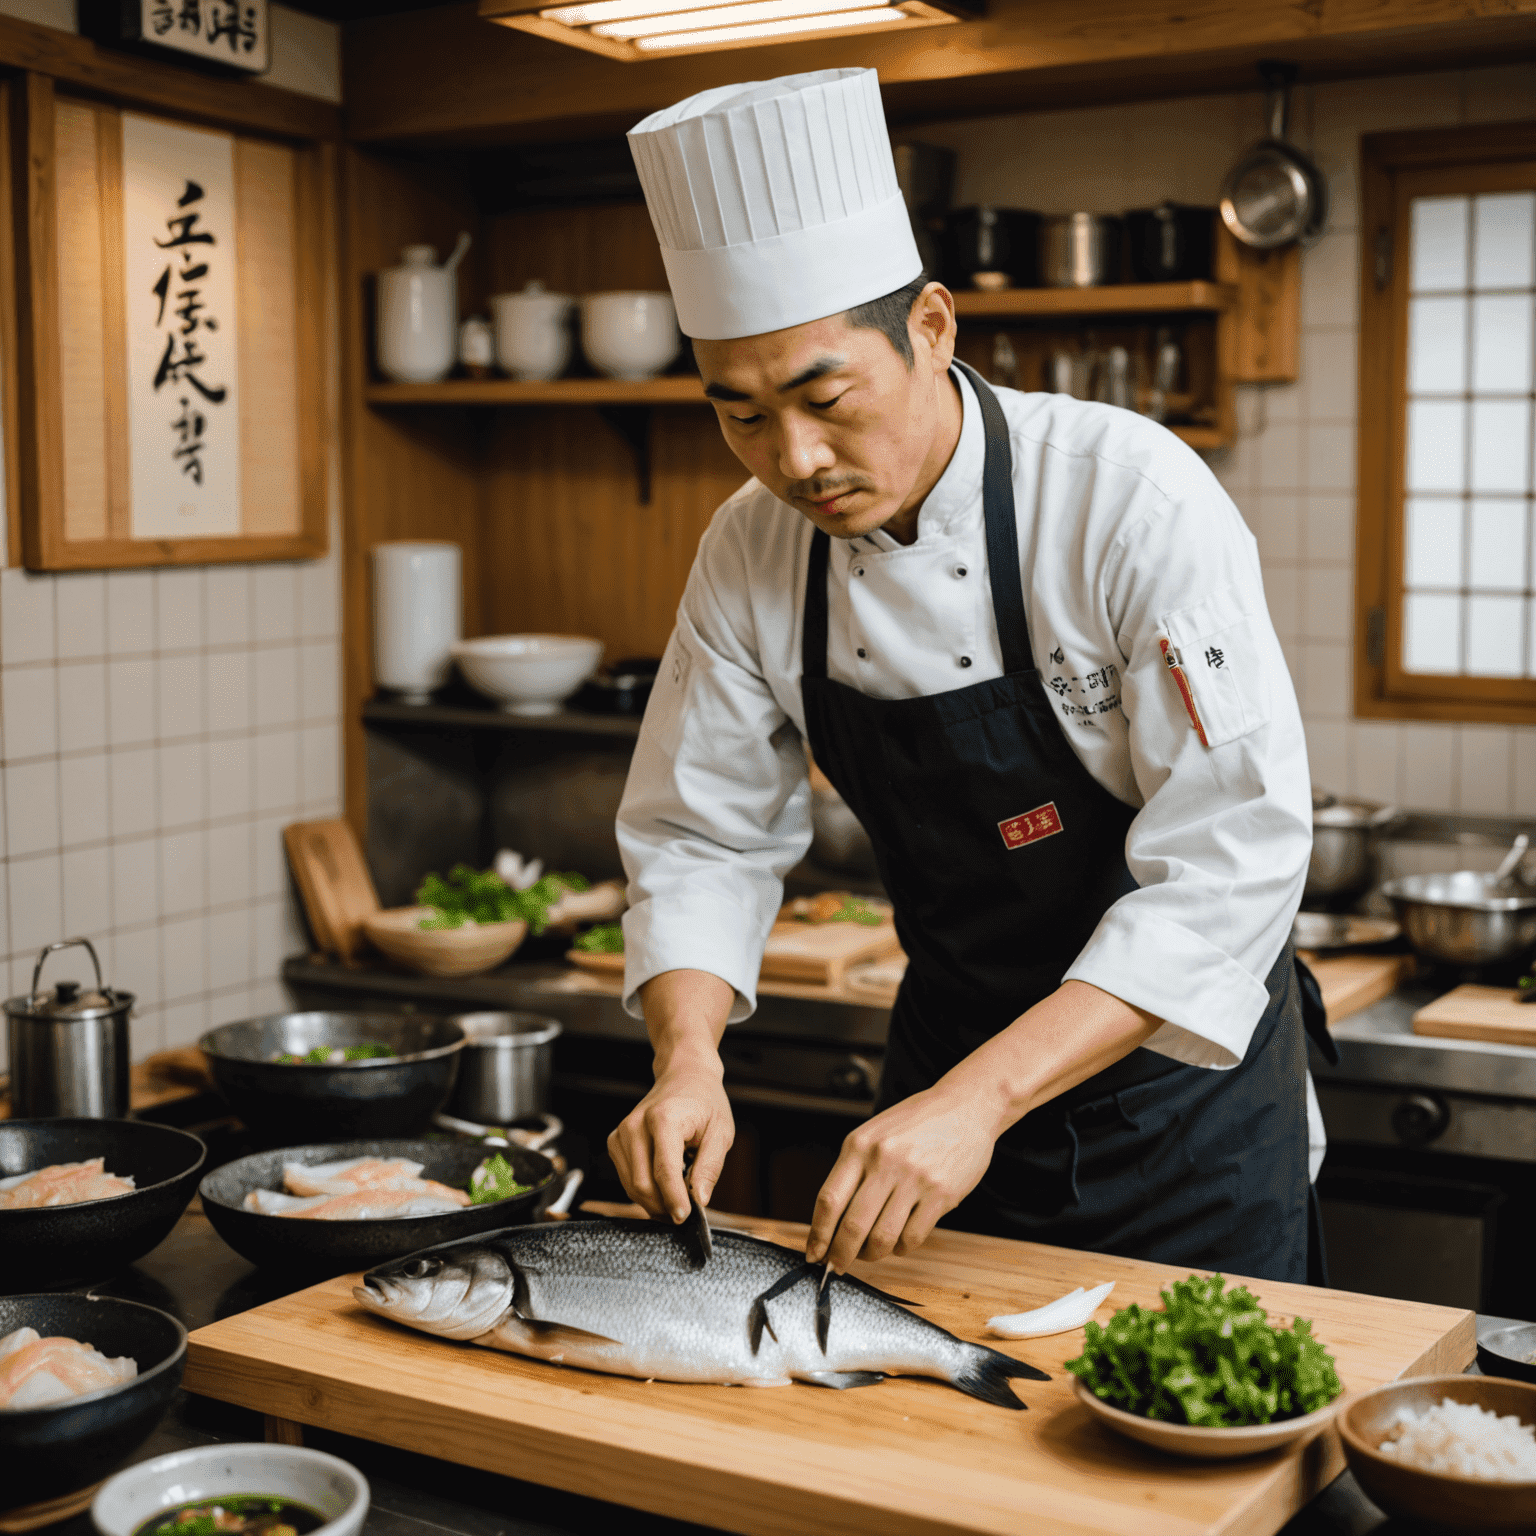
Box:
(518, 1318), (624, 1347)
(673, 1186), (712, 1270)
(815, 1275), (831, 1355)
(951, 1346), (1049, 1410)
(747, 1298), (777, 1356)
(796, 1370), (885, 1391)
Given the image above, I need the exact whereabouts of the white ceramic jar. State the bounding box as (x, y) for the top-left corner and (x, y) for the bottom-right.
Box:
(372, 541), (461, 703)
(376, 244), (458, 384)
(491, 282), (575, 381)
(581, 291), (680, 381)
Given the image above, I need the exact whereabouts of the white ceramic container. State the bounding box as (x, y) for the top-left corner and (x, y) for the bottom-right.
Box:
(376, 244), (457, 384)
(93, 1444), (369, 1536)
(453, 634), (603, 716)
(491, 282), (575, 381)
(372, 541), (461, 703)
(581, 291), (680, 381)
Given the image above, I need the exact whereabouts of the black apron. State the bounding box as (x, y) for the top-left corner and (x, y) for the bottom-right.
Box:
(800, 362), (1321, 1284)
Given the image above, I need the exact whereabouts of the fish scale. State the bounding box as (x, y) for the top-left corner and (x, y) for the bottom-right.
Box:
(356, 1215), (1049, 1409)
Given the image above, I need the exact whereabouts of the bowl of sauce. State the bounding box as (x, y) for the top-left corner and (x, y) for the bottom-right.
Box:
(93, 1445), (368, 1536)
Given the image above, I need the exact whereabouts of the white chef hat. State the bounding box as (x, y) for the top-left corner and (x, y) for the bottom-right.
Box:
(628, 68), (922, 341)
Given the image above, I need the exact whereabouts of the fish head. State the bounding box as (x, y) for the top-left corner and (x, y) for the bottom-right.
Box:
(354, 1244), (514, 1340)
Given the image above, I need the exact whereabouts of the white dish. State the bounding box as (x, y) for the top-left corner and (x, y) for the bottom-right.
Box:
(453, 634), (603, 716)
(1073, 1377), (1339, 1460)
(94, 1443), (369, 1536)
(580, 291), (679, 381)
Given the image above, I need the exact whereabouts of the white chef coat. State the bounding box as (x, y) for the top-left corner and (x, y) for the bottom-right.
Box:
(617, 370), (1318, 1138)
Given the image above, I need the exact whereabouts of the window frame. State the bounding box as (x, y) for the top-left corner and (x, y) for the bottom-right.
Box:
(1356, 120), (1536, 725)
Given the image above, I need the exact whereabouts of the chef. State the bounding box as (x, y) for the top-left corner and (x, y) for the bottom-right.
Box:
(609, 67), (1329, 1284)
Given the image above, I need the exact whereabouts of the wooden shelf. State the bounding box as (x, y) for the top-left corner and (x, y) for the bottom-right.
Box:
(952, 282), (1236, 319)
(365, 377), (705, 406)
(363, 698), (642, 739)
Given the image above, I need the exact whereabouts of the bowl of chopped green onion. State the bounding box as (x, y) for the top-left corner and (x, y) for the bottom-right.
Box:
(1067, 1274), (1343, 1460)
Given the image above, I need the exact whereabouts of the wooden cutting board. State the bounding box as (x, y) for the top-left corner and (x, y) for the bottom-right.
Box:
(283, 818), (380, 965)
(183, 1215), (1474, 1536)
(759, 917), (903, 985)
(1413, 984), (1536, 1047)
(1300, 952), (1414, 1025)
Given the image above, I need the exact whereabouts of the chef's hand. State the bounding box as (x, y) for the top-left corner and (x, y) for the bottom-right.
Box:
(806, 981), (1161, 1271)
(805, 1082), (994, 1271)
(608, 969), (736, 1224)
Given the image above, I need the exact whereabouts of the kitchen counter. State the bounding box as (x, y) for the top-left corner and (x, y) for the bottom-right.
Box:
(34, 1207), (1508, 1536)
(1312, 977), (1536, 1097)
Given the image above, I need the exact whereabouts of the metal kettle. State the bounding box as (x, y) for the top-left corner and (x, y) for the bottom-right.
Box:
(4, 938), (135, 1118)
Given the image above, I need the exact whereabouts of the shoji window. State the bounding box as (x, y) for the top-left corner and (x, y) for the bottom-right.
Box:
(1358, 125), (1536, 724)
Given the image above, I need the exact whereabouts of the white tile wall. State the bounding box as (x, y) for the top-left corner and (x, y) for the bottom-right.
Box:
(923, 63), (1536, 813)
(0, 558), (340, 1068)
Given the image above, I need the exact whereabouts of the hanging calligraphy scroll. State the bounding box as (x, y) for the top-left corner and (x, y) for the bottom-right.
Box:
(8, 77), (328, 569)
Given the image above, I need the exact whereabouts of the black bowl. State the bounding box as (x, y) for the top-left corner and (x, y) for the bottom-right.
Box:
(199, 1013), (465, 1142)
(0, 1293), (186, 1510)
(0, 1121), (206, 1292)
(1478, 1323), (1536, 1384)
(199, 1138), (560, 1273)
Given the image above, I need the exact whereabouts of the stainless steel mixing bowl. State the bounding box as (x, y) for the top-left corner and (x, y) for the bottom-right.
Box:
(1380, 871), (1536, 967)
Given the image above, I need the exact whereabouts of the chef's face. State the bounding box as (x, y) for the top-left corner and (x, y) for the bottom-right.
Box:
(693, 283), (960, 541)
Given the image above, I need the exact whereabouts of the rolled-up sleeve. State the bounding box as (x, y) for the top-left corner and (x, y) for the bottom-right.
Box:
(1062, 489), (1312, 1069)
(616, 508), (811, 1022)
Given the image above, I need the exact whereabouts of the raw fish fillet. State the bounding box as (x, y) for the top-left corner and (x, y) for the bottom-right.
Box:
(0, 1158), (135, 1209)
(281, 1156), (429, 1196)
(244, 1186), (467, 1219)
(0, 1327), (137, 1409)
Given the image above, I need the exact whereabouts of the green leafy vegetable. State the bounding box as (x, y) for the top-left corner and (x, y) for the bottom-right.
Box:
(574, 923), (624, 954)
(1065, 1274), (1340, 1427)
(416, 864), (589, 935)
(468, 1152), (534, 1205)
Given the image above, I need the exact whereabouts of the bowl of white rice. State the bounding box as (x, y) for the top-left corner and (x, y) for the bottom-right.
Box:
(1339, 1375), (1536, 1529)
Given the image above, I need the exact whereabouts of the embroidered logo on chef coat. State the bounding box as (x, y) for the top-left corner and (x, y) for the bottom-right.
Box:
(998, 802), (1063, 850)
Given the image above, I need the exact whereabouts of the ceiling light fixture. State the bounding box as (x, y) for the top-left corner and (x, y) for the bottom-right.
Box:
(480, 0), (976, 61)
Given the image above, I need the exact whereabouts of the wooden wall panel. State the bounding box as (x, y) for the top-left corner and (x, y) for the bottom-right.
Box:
(485, 202), (668, 298)
(235, 137), (302, 537)
(481, 406), (745, 659)
(340, 145), (489, 836)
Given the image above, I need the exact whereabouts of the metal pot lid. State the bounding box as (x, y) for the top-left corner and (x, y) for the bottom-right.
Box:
(3, 936), (133, 1020)
(1312, 796), (1399, 829)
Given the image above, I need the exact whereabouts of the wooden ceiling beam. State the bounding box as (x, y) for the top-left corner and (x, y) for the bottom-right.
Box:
(341, 0), (1536, 147)
(0, 12), (341, 141)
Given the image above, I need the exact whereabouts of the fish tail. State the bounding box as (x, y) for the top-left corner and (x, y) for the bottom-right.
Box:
(951, 1345), (1049, 1410)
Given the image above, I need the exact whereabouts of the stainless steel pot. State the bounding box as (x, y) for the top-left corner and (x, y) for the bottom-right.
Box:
(4, 938), (134, 1118)
(1041, 213), (1123, 288)
(1306, 793), (1400, 905)
(1380, 872), (1536, 968)
(444, 1012), (562, 1126)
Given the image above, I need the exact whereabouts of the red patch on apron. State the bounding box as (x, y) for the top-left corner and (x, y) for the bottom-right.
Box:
(998, 802), (1064, 850)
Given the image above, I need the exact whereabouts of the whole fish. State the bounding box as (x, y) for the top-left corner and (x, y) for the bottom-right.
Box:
(355, 1209), (1048, 1409)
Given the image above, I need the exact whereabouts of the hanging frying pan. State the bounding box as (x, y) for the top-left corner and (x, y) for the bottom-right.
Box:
(1219, 62), (1329, 250)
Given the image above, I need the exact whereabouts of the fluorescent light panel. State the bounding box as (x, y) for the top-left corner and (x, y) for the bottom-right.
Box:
(595, 0), (885, 38)
(542, 0), (722, 28)
(635, 5), (903, 47)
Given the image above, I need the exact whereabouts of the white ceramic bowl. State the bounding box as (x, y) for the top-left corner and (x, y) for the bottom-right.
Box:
(580, 291), (679, 381)
(490, 287), (574, 381)
(1073, 1378), (1340, 1460)
(93, 1444), (369, 1536)
(452, 634), (603, 716)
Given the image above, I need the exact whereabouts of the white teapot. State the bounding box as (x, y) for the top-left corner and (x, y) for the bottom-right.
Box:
(376, 233), (470, 384)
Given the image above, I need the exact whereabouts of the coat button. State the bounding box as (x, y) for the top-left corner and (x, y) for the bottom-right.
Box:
(959, 655), (972, 668)
(955, 565), (968, 578)
(857, 648), (868, 659)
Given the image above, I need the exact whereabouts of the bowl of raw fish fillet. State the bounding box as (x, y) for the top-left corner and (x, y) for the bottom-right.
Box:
(199, 1139), (564, 1273)
(0, 1119), (206, 1292)
(1338, 1375), (1536, 1529)
(0, 1293), (186, 1512)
